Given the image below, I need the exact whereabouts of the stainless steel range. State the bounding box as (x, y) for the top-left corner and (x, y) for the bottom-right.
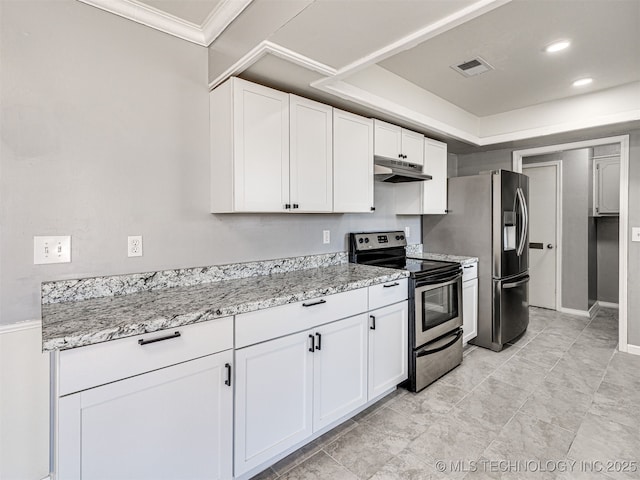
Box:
(349, 231), (463, 392)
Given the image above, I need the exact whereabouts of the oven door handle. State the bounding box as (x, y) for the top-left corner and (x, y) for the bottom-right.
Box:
(415, 272), (461, 288)
(416, 329), (463, 357)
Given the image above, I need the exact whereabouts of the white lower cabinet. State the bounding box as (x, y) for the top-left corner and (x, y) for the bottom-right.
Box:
(234, 315), (368, 476)
(462, 263), (479, 344)
(313, 314), (368, 430)
(57, 351), (233, 480)
(368, 302), (408, 399)
(234, 331), (314, 476)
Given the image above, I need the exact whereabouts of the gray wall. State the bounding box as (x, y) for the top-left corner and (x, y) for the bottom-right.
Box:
(456, 148), (512, 176)
(597, 217), (619, 303)
(627, 130), (640, 346)
(524, 149), (591, 311)
(588, 217), (597, 308)
(0, 0), (420, 326)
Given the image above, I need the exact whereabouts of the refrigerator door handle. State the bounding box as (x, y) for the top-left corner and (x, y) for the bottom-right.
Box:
(503, 275), (530, 289)
(516, 188), (527, 256)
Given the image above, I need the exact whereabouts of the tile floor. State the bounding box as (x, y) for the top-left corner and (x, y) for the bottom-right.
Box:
(251, 307), (640, 480)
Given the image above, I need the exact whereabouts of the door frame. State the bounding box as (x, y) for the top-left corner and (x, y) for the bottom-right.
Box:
(522, 160), (563, 311)
(512, 134), (630, 354)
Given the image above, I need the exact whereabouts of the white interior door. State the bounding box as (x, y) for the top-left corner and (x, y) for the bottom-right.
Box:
(523, 163), (558, 309)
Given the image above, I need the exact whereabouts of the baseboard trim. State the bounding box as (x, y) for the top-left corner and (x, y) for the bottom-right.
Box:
(588, 302), (600, 317)
(557, 307), (590, 318)
(626, 344), (640, 356)
(597, 301), (619, 309)
(0, 319), (42, 335)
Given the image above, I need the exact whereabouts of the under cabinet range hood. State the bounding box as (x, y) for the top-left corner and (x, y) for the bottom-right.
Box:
(374, 158), (433, 183)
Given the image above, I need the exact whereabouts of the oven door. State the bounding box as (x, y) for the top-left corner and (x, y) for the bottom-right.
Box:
(414, 272), (463, 347)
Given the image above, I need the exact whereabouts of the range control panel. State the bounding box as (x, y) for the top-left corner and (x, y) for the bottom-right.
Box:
(351, 231), (407, 251)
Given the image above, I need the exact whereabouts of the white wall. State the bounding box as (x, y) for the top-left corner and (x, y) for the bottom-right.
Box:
(0, 324), (50, 480)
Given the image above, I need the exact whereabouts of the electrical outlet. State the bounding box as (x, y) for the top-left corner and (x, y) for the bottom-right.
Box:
(405, 226), (411, 239)
(323, 230), (330, 244)
(34, 236), (71, 264)
(632, 227), (640, 242)
(128, 235), (143, 257)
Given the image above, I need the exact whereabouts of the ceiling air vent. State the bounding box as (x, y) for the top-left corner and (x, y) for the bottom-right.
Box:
(451, 56), (493, 77)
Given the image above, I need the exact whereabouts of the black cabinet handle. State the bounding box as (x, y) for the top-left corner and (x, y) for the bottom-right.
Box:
(309, 334), (315, 352)
(224, 363), (231, 386)
(398, 153), (403, 158)
(370, 315), (376, 330)
(293, 204), (299, 209)
(383, 282), (400, 288)
(371, 206), (376, 211)
(302, 299), (326, 307)
(138, 331), (181, 346)
(463, 265), (473, 269)
(285, 204), (291, 209)
(315, 332), (322, 351)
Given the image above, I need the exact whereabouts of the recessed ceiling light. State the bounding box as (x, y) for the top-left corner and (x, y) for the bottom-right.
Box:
(545, 40), (571, 53)
(573, 77), (593, 87)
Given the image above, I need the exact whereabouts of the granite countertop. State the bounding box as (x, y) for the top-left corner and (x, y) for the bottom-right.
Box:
(42, 263), (408, 351)
(407, 252), (478, 266)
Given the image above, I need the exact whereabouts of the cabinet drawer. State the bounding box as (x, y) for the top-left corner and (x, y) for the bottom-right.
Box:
(462, 262), (478, 282)
(236, 288), (368, 348)
(58, 317), (233, 396)
(368, 279), (408, 310)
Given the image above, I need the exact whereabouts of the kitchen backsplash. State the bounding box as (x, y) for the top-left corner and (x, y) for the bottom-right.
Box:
(42, 252), (348, 305)
(405, 244), (424, 255)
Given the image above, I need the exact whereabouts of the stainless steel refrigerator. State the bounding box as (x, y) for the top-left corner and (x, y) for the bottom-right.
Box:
(422, 170), (529, 351)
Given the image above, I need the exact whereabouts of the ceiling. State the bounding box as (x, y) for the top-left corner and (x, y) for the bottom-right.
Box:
(378, 0), (640, 116)
(140, 0), (222, 25)
(78, 0), (640, 149)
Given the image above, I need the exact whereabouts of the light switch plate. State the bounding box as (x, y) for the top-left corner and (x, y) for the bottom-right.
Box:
(34, 236), (71, 264)
(322, 230), (330, 244)
(405, 226), (411, 239)
(632, 227), (640, 242)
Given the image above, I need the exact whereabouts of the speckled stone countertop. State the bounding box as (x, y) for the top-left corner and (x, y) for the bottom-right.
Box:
(407, 252), (478, 266)
(42, 263), (408, 351)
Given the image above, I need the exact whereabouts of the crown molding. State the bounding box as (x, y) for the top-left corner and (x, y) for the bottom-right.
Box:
(208, 41), (337, 90)
(202, 0), (254, 46)
(78, 0), (254, 47)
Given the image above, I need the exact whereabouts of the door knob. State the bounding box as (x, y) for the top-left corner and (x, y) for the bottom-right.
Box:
(546, 244), (554, 249)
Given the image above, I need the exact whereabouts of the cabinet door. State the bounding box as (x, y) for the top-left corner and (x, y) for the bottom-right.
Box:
(58, 352), (233, 480)
(234, 331), (314, 476)
(290, 95), (333, 212)
(374, 119), (402, 160)
(422, 139), (448, 214)
(462, 279), (478, 344)
(368, 302), (408, 400)
(596, 158), (620, 215)
(313, 315), (368, 431)
(334, 110), (374, 212)
(233, 79), (290, 212)
(401, 129), (424, 166)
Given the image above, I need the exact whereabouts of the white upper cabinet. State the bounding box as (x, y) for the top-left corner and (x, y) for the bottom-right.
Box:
(593, 156), (620, 216)
(422, 139), (448, 214)
(333, 109), (374, 213)
(290, 95), (333, 212)
(395, 138), (448, 215)
(374, 119), (424, 165)
(401, 129), (425, 166)
(211, 77), (290, 213)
